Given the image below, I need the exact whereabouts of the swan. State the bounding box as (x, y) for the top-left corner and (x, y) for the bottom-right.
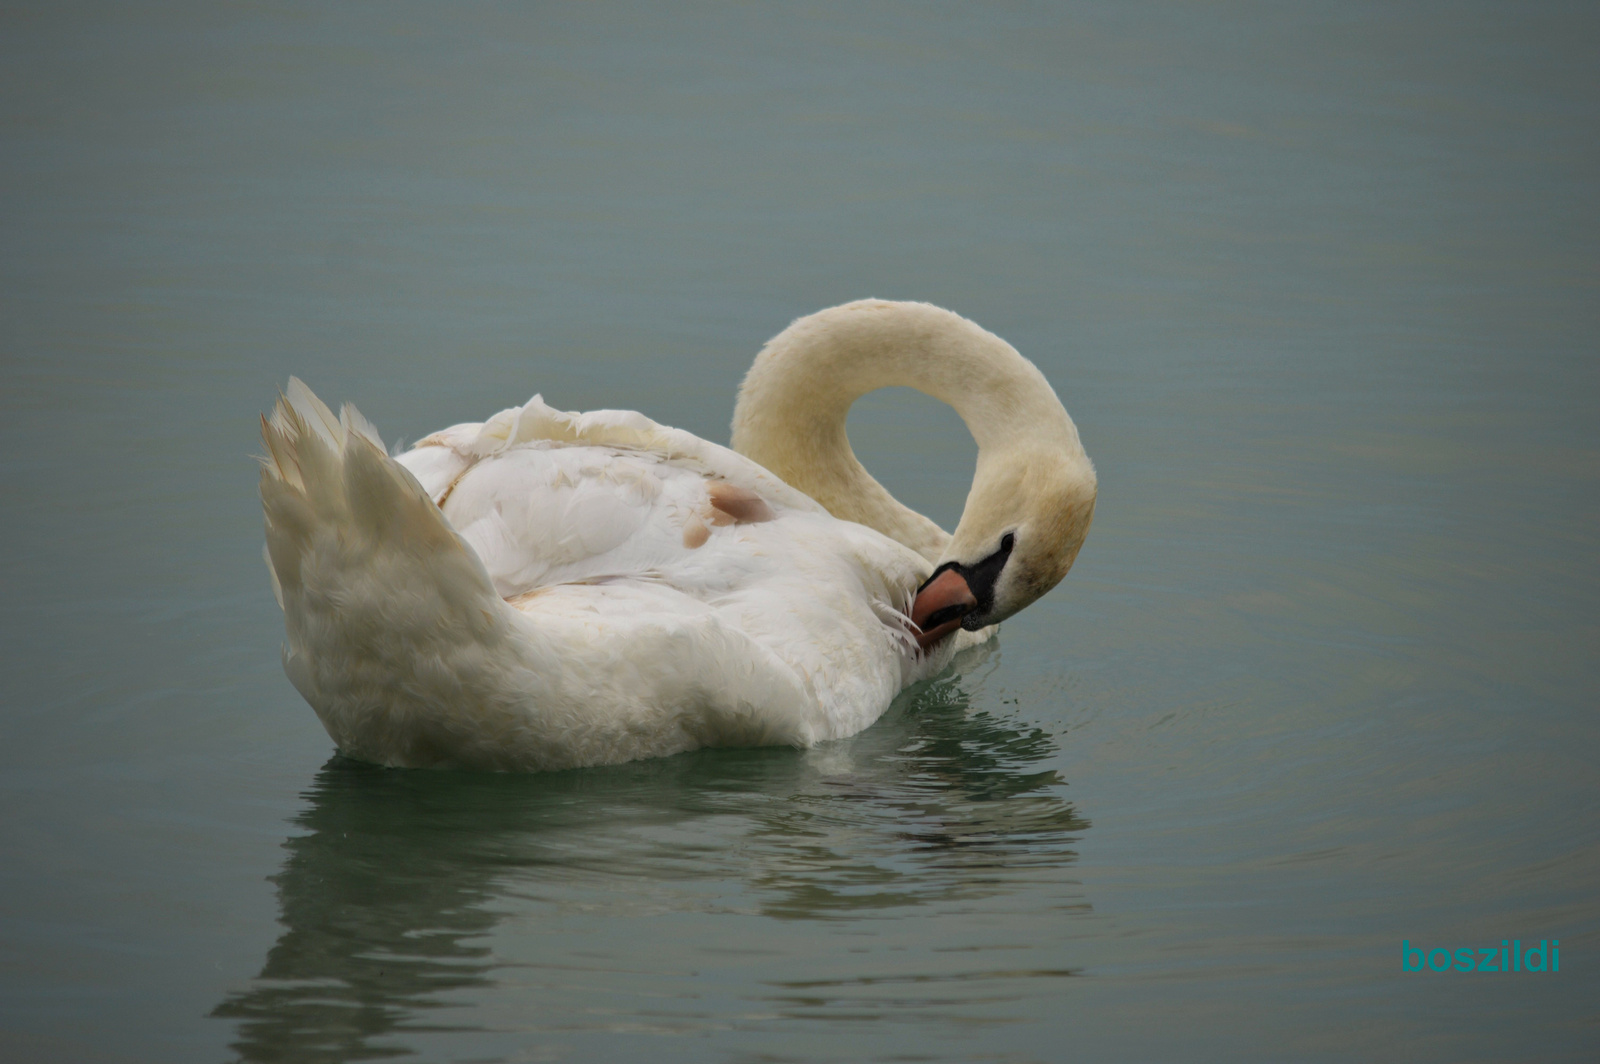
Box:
(259, 299), (1096, 771)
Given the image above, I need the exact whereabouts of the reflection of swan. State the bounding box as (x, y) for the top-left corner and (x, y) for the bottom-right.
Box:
(747, 661), (1092, 919)
(259, 300), (1096, 770)
(211, 668), (1087, 1060)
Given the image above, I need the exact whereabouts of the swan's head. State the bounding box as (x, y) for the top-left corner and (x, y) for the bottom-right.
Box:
(911, 446), (1097, 649)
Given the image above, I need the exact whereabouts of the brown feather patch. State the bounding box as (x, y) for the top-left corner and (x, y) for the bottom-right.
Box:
(707, 481), (775, 524)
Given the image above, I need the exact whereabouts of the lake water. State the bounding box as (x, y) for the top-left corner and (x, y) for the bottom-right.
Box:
(2, 3), (1596, 1061)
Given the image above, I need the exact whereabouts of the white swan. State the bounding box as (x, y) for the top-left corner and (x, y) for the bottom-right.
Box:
(259, 299), (1096, 771)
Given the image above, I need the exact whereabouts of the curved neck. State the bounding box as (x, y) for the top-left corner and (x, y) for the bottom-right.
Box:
(730, 300), (1084, 562)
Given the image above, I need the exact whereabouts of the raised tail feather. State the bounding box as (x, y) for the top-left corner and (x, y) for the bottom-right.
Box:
(259, 379), (519, 765)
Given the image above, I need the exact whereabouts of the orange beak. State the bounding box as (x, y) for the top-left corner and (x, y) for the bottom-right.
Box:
(910, 568), (977, 651)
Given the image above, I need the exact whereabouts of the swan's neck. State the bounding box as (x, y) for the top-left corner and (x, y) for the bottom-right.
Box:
(731, 300), (1085, 563)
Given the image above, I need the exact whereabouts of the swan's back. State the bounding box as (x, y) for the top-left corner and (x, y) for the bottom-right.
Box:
(263, 386), (960, 771)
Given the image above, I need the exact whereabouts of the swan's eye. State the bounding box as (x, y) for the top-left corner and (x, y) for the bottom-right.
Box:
(1000, 532), (1015, 553)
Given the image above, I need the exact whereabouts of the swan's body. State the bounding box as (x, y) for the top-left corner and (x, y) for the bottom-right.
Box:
(260, 300), (1095, 771)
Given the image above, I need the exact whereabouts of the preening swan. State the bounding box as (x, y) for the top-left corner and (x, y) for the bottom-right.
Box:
(259, 299), (1096, 771)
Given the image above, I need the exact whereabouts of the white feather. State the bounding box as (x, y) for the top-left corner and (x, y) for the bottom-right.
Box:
(261, 386), (975, 771)
(259, 300), (1096, 772)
